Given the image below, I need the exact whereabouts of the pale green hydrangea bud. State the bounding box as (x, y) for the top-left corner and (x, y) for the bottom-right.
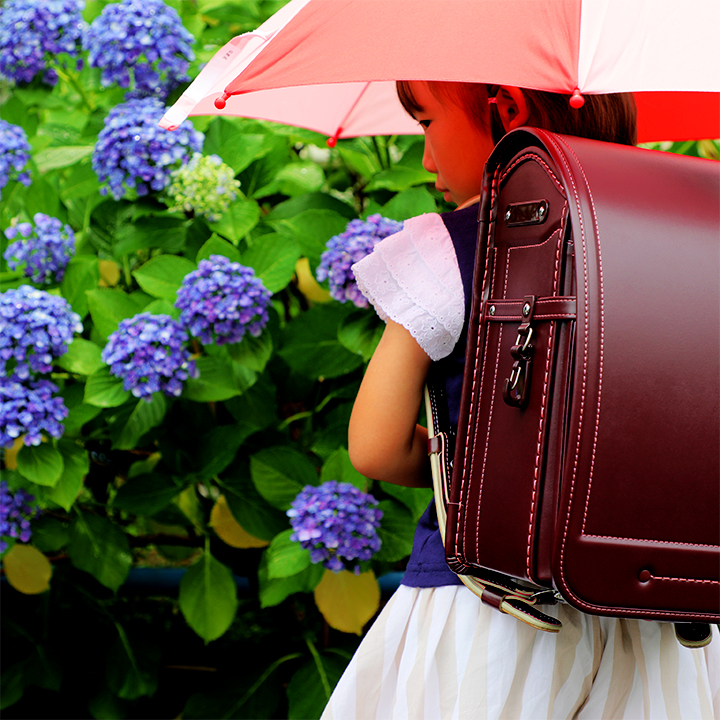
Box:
(166, 153), (241, 223)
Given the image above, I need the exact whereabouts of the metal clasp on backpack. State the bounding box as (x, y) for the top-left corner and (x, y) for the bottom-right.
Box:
(503, 295), (536, 409)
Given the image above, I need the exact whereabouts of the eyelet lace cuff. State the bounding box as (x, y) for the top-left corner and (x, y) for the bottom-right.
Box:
(352, 213), (464, 361)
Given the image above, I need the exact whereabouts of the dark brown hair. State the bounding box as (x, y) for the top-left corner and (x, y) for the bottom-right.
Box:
(396, 81), (637, 147)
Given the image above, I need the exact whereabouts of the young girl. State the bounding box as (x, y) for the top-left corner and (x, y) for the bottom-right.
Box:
(321, 82), (719, 720)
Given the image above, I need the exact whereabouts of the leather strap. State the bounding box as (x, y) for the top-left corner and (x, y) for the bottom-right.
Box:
(485, 296), (576, 322)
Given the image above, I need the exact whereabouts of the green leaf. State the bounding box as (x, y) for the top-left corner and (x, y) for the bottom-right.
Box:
(382, 484), (434, 522)
(226, 330), (273, 373)
(0, 662), (25, 711)
(258, 554), (324, 608)
(63, 403), (102, 437)
(380, 186), (438, 221)
(366, 166), (435, 192)
(112, 394), (167, 450)
(60, 256), (99, 319)
(67, 513), (132, 592)
(267, 192), (356, 221)
(197, 424), (253, 480)
(250, 446), (319, 510)
(132, 255), (196, 301)
(208, 198), (261, 244)
(276, 161), (325, 196)
(287, 655), (347, 720)
(179, 551), (239, 642)
(84, 366), (131, 408)
(114, 216), (190, 257)
(202, 118), (278, 174)
(49, 440), (89, 511)
(337, 145), (382, 178)
(60, 162), (102, 202)
(55, 338), (104, 376)
(112, 473), (181, 516)
(34, 145), (94, 173)
(338, 310), (384, 362)
(279, 304), (363, 379)
(16, 444), (64, 487)
(195, 234), (242, 264)
(23, 177), (60, 219)
(320, 448), (367, 491)
(221, 472), (289, 542)
(87, 288), (144, 339)
(265, 529), (311, 579)
(240, 233), (300, 293)
(29, 516), (70, 553)
(106, 630), (160, 700)
(183, 355), (255, 402)
(375, 500), (415, 562)
(224, 374), (278, 432)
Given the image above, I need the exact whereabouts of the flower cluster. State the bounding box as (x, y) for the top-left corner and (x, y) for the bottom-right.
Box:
(287, 481), (383, 573)
(101, 313), (198, 400)
(165, 153), (241, 223)
(316, 214), (403, 307)
(0, 0), (86, 86)
(0, 285), (83, 379)
(0, 481), (41, 553)
(0, 377), (68, 449)
(92, 97), (204, 200)
(175, 255), (271, 345)
(4, 213), (75, 284)
(0, 120), (32, 195)
(84, 0), (194, 99)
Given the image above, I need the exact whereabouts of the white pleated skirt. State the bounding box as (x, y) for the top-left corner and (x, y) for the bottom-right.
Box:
(321, 585), (719, 720)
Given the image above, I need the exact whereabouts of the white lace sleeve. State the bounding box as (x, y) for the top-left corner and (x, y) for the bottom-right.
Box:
(352, 213), (465, 361)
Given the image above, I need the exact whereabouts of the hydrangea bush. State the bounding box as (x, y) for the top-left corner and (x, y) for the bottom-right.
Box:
(316, 214), (403, 307)
(287, 481), (383, 573)
(0, 285), (82, 379)
(166, 153), (241, 222)
(175, 255), (271, 345)
(92, 96), (204, 199)
(0, 377), (68, 448)
(3, 213), (75, 284)
(0, 0), (86, 86)
(0, 481), (41, 552)
(102, 312), (198, 399)
(0, 120), (32, 195)
(84, 0), (194, 99)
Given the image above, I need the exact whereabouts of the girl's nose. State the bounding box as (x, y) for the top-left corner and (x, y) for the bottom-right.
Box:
(422, 142), (437, 174)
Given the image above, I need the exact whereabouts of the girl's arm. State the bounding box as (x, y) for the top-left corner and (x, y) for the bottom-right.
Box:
(348, 319), (432, 488)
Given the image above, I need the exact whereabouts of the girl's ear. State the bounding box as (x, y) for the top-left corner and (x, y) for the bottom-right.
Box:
(495, 86), (530, 132)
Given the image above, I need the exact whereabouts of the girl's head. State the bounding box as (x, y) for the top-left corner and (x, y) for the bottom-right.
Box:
(396, 80), (637, 207)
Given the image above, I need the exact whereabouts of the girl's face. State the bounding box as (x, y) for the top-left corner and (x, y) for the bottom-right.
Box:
(408, 81), (495, 207)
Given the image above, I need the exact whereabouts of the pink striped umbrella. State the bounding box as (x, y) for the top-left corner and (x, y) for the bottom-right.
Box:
(160, 0), (720, 143)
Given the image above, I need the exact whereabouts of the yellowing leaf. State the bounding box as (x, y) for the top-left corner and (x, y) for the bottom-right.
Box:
(3, 544), (52, 594)
(98, 260), (121, 287)
(295, 258), (331, 303)
(210, 495), (269, 548)
(314, 569), (380, 635)
(3, 436), (23, 470)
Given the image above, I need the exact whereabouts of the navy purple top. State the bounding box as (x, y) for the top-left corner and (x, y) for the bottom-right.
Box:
(401, 203), (479, 588)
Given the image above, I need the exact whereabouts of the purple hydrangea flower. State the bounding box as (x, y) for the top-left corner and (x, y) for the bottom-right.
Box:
(92, 96), (204, 200)
(287, 481), (383, 573)
(101, 312), (198, 400)
(175, 255), (271, 346)
(316, 214), (403, 308)
(0, 480), (41, 553)
(3, 213), (75, 284)
(0, 377), (68, 449)
(0, 0), (86, 86)
(84, 0), (194, 100)
(0, 285), (83, 379)
(0, 120), (32, 195)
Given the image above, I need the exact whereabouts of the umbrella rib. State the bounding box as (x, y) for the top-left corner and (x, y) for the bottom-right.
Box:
(327, 81), (373, 146)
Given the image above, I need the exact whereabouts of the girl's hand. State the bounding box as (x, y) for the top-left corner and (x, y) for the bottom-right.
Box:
(349, 319), (432, 488)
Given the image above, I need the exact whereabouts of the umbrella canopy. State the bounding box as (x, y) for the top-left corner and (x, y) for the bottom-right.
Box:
(160, 0), (720, 143)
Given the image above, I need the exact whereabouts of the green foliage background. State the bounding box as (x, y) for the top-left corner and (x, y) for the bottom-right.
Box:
(0, 1), (717, 718)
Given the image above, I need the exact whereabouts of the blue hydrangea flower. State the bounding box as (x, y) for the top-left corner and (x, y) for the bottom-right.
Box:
(0, 377), (68, 449)
(101, 312), (198, 400)
(3, 213), (75, 284)
(0, 480), (41, 552)
(287, 481), (383, 573)
(0, 120), (32, 195)
(166, 153), (241, 223)
(84, 0), (194, 99)
(92, 96), (204, 200)
(0, 0), (86, 86)
(175, 255), (271, 346)
(316, 214), (403, 308)
(0, 285), (83, 379)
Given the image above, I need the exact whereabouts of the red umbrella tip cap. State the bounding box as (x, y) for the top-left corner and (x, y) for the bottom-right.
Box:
(214, 92), (229, 110)
(569, 89), (585, 109)
(326, 127), (343, 148)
